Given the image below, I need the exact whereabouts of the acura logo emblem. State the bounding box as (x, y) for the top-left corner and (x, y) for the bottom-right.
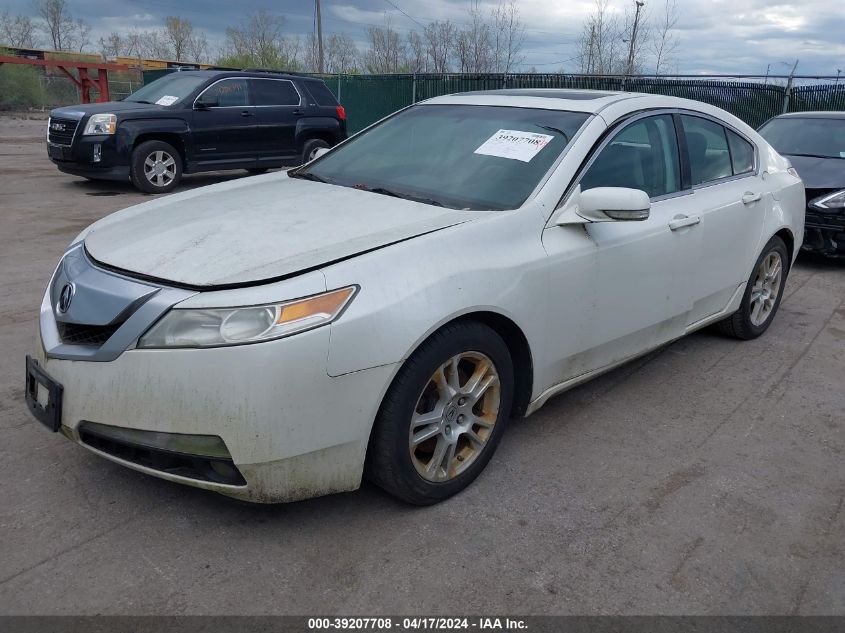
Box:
(58, 283), (74, 313)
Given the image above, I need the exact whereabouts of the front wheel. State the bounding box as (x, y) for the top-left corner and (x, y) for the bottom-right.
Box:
(130, 140), (182, 194)
(714, 235), (789, 339)
(366, 321), (514, 505)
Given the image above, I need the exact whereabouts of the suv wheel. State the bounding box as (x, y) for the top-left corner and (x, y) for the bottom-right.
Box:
(301, 138), (330, 165)
(130, 140), (182, 194)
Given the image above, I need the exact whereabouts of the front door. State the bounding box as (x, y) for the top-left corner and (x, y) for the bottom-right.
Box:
(542, 113), (699, 385)
(191, 77), (259, 169)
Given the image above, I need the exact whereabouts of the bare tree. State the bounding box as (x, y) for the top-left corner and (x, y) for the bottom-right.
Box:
(222, 10), (299, 69)
(650, 0), (679, 74)
(164, 16), (194, 61)
(325, 33), (357, 73)
(576, 0), (624, 74)
(98, 32), (124, 58)
(363, 16), (405, 73)
(405, 30), (426, 72)
(1, 10), (38, 48)
(455, 1), (493, 73)
(185, 31), (210, 64)
(423, 20), (455, 73)
(490, 1), (525, 73)
(37, 0), (88, 51)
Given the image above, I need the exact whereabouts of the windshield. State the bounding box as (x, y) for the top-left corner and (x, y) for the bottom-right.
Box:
(295, 104), (590, 210)
(124, 74), (208, 106)
(759, 117), (845, 159)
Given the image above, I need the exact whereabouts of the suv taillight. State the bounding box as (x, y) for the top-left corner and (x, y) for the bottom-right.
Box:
(336, 105), (346, 121)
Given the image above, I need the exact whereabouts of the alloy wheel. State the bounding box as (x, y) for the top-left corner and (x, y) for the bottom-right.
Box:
(143, 150), (177, 188)
(409, 351), (501, 483)
(749, 250), (783, 326)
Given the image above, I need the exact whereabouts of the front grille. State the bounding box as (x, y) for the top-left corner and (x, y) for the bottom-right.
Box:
(79, 427), (247, 486)
(48, 117), (79, 146)
(57, 321), (121, 346)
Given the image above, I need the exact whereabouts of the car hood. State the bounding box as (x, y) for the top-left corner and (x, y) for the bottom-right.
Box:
(83, 174), (480, 288)
(51, 100), (169, 119)
(782, 154), (845, 189)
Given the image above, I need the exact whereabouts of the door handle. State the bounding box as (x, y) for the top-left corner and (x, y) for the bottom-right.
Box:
(240, 110), (254, 117)
(292, 109), (304, 116)
(741, 191), (762, 204)
(668, 215), (701, 231)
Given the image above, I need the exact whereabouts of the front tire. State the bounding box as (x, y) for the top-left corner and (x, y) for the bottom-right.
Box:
(366, 321), (514, 505)
(714, 235), (789, 340)
(130, 140), (182, 194)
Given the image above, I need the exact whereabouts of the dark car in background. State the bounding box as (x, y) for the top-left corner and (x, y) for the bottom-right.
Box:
(758, 112), (845, 256)
(46, 70), (347, 193)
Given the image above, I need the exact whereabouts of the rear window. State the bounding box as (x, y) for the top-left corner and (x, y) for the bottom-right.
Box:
(304, 81), (339, 107)
(727, 129), (755, 175)
(681, 115), (732, 185)
(250, 79), (300, 106)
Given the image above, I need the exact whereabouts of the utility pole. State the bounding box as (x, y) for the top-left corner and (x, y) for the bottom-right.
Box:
(764, 63), (770, 86)
(625, 0), (645, 77)
(586, 23), (595, 73)
(836, 69), (842, 86)
(316, 0), (324, 74)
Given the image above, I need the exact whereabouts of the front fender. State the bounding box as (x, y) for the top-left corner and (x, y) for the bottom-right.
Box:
(117, 118), (192, 160)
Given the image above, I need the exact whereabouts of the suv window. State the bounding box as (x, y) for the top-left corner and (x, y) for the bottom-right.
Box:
(304, 81), (338, 106)
(727, 129), (755, 175)
(580, 114), (681, 199)
(197, 78), (250, 107)
(681, 115), (732, 185)
(250, 79), (300, 106)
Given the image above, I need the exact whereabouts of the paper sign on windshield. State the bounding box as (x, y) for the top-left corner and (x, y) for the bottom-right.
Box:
(474, 129), (554, 162)
(155, 95), (179, 106)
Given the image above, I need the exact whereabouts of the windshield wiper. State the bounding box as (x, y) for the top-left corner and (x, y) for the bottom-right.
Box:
(289, 171), (331, 183)
(355, 184), (445, 207)
(130, 100), (154, 104)
(535, 124), (569, 144)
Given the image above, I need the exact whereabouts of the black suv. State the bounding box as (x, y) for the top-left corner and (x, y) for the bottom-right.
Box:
(46, 70), (347, 193)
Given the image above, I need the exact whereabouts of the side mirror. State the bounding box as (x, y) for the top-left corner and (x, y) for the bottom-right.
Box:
(311, 147), (330, 160)
(194, 99), (216, 110)
(555, 186), (650, 225)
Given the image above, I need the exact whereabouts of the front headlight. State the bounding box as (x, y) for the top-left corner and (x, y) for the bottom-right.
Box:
(809, 189), (845, 211)
(137, 286), (357, 349)
(83, 113), (117, 135)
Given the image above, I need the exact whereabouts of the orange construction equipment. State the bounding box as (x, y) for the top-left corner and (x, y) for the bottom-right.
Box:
(0, 55), (133, 103)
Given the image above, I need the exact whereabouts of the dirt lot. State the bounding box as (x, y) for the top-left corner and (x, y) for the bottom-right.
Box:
(0, 116), (843, 615)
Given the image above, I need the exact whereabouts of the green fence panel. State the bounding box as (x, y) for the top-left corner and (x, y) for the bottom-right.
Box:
(788, 84), (845, 114)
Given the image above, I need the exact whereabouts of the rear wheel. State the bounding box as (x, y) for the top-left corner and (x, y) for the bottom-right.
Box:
(301, 138), (330, 164)
(714, 235), (789, 339)
(366, 321), (513, 505)
(130, 140), (182, 194)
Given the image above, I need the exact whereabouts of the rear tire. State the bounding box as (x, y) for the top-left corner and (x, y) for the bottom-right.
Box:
(714, 235), (789, 340)
(301, 138), (330, 164)
(130, 140), (182, 194)
(365, 321), (514, 505)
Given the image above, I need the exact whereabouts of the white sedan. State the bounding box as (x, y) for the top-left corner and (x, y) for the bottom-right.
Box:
(26, 89), (804, 505)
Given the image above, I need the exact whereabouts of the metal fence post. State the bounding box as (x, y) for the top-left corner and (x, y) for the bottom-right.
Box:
(782, 60), (799, 114)
(337, 75), (341, 102)
(412, 73), (416, 104)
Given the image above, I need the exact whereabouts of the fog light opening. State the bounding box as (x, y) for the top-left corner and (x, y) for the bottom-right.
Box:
(93, 143), (102, 163)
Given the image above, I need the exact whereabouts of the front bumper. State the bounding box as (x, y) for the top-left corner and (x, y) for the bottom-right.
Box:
(802, 210), (845, 256)
(31, 324), (395, 503)
(48, 134), (130, 182)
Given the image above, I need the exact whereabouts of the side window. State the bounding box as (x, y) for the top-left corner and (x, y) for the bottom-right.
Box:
(681, 115), (732, 185)
(727, 129), (755, 175)
(250, 79), (301, 106)
(580, 114), (681, 199)
(197, 79), (250, 107)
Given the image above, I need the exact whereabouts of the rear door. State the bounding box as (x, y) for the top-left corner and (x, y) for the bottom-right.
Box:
(679, 114), (765, 325)
(191, 77), (259, 168)
(250, 78), (303, 166)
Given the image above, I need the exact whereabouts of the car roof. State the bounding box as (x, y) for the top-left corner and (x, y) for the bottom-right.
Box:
(770, 111), (845, 120)
(422, 89), (686, 114)
(169, 70), (314, 81)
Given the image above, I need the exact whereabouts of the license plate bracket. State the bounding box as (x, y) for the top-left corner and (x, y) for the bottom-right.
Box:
(25, 355), (63, 432)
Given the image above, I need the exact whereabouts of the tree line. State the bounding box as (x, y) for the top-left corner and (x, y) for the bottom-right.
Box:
(2, 0), (680, 75)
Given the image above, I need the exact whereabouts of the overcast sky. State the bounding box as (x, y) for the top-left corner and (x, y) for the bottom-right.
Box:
(5, 0), (845, 76)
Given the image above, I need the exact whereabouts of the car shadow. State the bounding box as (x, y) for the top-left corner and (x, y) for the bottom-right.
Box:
(67, 169), (284, 197)
(795, 250), (845, 270)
